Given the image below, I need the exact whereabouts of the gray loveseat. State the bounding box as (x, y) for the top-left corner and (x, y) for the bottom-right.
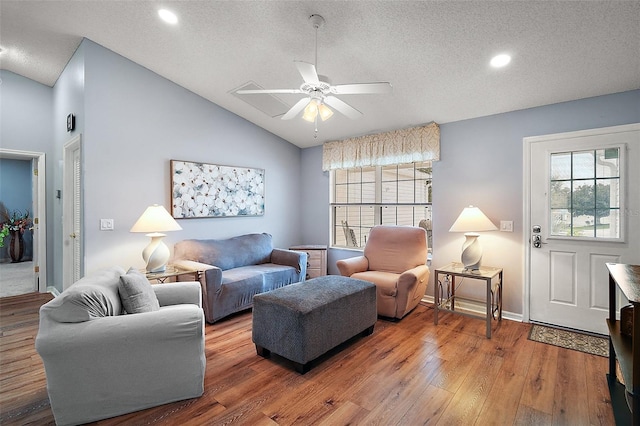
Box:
(35, 266), (205, 425)
(173, 233), (307, 323)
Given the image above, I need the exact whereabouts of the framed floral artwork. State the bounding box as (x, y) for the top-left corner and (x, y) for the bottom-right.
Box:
(170, 160), (265, 218)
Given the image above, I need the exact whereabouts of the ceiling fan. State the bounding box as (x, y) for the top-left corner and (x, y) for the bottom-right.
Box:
(235, 14), (392, 127)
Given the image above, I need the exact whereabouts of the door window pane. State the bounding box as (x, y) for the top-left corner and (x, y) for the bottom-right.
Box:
(550, 181), (571, 209)
(596, 148), (619, 178)
(551, 209), (571, 236)
(551, 152), (571, 180)
(596, 209), (620, 238)
(573, 151), (594, 179)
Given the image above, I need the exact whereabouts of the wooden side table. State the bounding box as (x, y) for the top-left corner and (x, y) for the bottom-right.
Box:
(144, 265), (201, 284)
(289, 245), (327, 279)
(433, 262), (503, 338)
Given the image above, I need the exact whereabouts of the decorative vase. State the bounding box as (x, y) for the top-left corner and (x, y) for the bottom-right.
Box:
(8, 230), (24, 263)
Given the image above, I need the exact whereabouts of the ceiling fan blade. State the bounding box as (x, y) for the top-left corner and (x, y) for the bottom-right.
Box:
(281, 97), (311, 120)
(236, 89), (303, 94)
(324, 96), (363, 119)
(331, 82), (393, 95)
(295, 61), (319, 84)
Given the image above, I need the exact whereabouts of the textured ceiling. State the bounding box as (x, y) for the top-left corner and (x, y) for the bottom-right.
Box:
(1, 1), (639, 148)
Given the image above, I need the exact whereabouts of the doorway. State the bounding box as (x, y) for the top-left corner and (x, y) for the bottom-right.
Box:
(0, 149), (47, 295)
(63, 135), (82, 289)
(524, 123), (640, 335)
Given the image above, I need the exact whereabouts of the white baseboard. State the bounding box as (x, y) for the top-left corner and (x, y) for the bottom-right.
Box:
(47, 286), (61, 297)
(421, 295), (523, 323)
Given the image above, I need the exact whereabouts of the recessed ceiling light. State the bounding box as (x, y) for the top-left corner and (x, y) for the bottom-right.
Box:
(490, 54), (511, 68)
(158, 9), (178, 25)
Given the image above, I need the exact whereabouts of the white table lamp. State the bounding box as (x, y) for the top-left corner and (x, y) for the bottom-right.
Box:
(130, 204), (182, 272)
(449, 205), (497, 271)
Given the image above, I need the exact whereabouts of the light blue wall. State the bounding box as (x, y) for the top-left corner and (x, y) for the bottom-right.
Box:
(0, 70), (53, 275)
(0, 159), (33, 260)
(301, 90), (640, 316)
(77, 40), (302, 277)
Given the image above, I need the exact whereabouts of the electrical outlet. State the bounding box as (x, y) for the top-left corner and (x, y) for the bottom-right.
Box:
(100, 219), (114, 231)
(500, 220), (513, 232)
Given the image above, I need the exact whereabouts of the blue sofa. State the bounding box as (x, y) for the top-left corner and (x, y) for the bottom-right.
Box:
(173, 233), (307, 323)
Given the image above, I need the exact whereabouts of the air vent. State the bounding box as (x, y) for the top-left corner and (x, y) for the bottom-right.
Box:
(231, 82), (291, 118)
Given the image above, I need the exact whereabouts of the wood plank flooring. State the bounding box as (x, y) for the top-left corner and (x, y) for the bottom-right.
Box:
(0, 293), (614, 425)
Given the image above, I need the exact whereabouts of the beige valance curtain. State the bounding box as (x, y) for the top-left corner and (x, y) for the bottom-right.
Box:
(322, 122), (440, 171)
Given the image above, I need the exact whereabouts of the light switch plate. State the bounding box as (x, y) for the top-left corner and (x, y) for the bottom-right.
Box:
(500, 220), (513, 232)
(100, 219), (114, 231)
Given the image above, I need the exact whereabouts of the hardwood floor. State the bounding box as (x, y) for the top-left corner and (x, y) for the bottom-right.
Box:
(0, 293), (614, 425)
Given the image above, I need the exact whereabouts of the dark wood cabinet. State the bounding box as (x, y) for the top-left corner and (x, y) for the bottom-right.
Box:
(606, 262), (640, 425)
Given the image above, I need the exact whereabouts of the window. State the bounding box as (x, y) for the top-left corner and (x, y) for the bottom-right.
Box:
(549, 148), (620, 238)
(331, 162), (432, 249)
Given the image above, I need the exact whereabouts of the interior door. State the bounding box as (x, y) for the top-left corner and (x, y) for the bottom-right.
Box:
(526, 124), (640, 335)
(63, 136), (82, 289)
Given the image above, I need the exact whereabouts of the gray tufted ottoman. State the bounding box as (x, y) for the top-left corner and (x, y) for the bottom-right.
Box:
(252, 276), (377, 374)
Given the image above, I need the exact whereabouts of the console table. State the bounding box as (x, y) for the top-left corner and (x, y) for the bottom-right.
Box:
(434, 262), (503, 338)
(606, 262), (640, 425)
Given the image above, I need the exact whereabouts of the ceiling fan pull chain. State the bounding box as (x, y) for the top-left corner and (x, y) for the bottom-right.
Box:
(314, 115), (319, 139)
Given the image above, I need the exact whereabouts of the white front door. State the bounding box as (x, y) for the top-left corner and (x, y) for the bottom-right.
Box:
(526, 124), (640, 335)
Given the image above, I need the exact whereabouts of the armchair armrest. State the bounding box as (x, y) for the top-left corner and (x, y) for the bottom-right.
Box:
(271, 248), (307, 274)
(336, 256), (369, 277)
(395, 264), (430, 313)
(153, 281), (202, 307)
(172, 259), (222, 324)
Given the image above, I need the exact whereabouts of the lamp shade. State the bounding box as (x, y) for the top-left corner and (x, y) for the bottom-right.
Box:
(130, 204), (182, 234)
(130, 205), (182, 273)
(449, 206), (498, 233)
(449, 205), (497, 271)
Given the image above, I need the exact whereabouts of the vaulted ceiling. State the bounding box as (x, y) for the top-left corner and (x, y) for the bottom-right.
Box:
(1, 1), (638, 148)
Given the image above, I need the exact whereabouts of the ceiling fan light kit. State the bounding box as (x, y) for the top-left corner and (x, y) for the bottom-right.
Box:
(235, 14), (392, 137)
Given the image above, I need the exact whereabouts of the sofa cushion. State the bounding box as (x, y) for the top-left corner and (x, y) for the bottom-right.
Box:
(248, 263), (300, 291)
(119, 268), (160, 314)
(174, 233), (273, 270)
(44, 266), (126, 323)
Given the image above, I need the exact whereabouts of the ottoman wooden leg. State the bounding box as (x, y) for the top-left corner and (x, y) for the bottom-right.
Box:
(256, 345), (271, 358)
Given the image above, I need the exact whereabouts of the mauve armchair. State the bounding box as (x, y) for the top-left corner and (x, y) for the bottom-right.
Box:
(336, 225), (430, 320)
